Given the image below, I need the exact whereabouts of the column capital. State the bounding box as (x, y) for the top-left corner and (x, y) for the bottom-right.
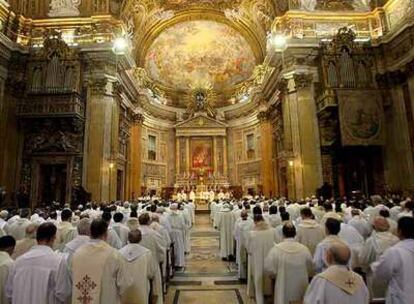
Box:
(292, 73), (314, 90)
(257, 110), (271, 122)
(130, 112), (144, 125)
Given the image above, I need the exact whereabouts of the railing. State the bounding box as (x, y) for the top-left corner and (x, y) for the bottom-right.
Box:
(16, 93), (84, 118)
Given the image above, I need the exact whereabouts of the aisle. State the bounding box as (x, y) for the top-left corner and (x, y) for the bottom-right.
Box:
(165, 214), (253, 304)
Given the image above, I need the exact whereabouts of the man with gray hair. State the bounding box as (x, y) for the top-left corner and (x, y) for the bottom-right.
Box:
(304, 242), (369, 303)
(62, 218), (91, 260)
(12, 223), (38, 259)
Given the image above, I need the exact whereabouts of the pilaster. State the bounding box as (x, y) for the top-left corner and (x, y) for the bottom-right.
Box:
(258, 111), (276, 197)
(128, 113), (144, 199)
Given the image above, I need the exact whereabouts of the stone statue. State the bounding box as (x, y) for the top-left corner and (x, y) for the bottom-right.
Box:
(48, 0), (81, 17)
(353, 0), (370, 11)
(300, 0), (317, 11)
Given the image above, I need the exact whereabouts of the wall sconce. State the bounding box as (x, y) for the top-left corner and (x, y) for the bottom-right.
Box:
(109, 162), (115, 169)
(288, 160), (294, 167)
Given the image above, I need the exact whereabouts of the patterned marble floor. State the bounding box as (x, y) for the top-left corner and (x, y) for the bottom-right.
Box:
(165, 214), (254, 304)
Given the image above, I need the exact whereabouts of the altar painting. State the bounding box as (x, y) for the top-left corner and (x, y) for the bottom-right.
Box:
(191, 139), (212, 169)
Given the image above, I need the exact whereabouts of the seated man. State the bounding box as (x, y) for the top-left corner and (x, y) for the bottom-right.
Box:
(304, 242), (369, 304)
(265, 223), (313, 304)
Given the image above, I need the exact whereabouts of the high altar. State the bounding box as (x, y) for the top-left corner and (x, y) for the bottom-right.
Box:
(174, 89), (230, 200)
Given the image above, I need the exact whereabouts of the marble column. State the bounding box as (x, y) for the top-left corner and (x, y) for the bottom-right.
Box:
(213, 136), (218, 174)
(186, 137), (190, 175)
(176, 137), (180, 177)
(284, 73), (323, 199)
(223, 136), (228, 178)
(128, 113), (144, 199)
(84, 76), (119, 201)
(258, 111), (275, 197)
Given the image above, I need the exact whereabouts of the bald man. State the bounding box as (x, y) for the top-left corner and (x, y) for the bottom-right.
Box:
(304, 242), (369, 304)
(359, 216), (399, 299)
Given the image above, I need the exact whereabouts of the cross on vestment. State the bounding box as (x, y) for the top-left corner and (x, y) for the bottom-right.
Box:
(76, 275), (97, 304)
(345, 278), (355, 288)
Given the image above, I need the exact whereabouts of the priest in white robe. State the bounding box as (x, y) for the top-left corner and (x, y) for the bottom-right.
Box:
(304, 242), (369, 304)
(215, 203), (235, 259)
(314, 218), (350, 273)
(111, 212), (130, 247)
(71, 219), (132, 304)
(119, 229), (161, 304)
(54, 209), (77, 251)
(168, 204), (186, 267)
(102, 212), (122, 249)
(246, 215), (278, 304)
(234, 210), (253, 279)
(0, 236), (15, 304)
(297, 207), (325, 254)
(265, 223), (313, 304)
(63, 218), (91, 262)
(11, 223), (37, 259)
(359, 217), (399, 299)
(348, 209), (371, 239)
(372, 216), (414, 304)
(6, 222), (72, 304)
(7, 209), (31, 241)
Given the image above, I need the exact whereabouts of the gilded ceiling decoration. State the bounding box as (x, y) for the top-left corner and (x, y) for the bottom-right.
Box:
(144, 20), (257, 92)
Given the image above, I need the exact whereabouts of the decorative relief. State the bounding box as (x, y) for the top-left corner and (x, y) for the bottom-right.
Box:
(48, 0), (81, 18)
(293, 73), (314, 90)
(22, 119), (84, 154)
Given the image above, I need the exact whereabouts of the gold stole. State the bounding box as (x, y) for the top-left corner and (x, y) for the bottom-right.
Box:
(318, 266), (364, 295)
(72, 241), (113, 304)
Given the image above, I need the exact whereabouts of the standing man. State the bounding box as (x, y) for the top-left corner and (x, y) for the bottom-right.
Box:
(6, 222), (71, 304)
(119, 229), (160, 304)
(54, 208), (77, 251)
(215, 203), (235, 260)
(372, 216), (414, 303)
(246, 215), (278, 304)
(71, 219), (132, 304)
(0, 235), (15, 303)
(234, 210), (253, 280)
(296, 207), (325, 255)
(304, 242), (369, 304)
(314, 218), (349, 273)
(265, 223), (313, 304)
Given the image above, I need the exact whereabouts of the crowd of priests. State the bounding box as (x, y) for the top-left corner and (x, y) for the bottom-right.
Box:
(0, 194), (412, 303)
(212, 194), (414, 304)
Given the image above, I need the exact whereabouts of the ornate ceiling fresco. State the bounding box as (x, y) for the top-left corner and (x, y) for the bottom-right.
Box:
(144, 20), (257, 92)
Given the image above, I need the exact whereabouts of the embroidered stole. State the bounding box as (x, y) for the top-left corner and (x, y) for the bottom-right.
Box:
(72, 242), (113, 304)
(319, 266), (363, 295)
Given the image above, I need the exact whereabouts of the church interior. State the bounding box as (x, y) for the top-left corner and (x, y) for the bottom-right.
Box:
(0, 0), (414, 303)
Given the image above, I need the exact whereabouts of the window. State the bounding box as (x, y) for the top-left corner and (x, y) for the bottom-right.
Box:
(148, 135), (156, 161)
(246, 134), (255, 159)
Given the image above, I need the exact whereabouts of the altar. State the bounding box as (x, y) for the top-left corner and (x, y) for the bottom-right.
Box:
(174, 112), (230, 208)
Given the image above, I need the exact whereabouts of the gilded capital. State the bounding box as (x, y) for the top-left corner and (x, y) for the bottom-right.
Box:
(257, 110), (270, 122)
(293, 73), (313, 90)
(130, 113), (144, 125)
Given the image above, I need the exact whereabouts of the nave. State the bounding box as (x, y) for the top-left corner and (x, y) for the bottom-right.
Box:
(166, 213), (251, 304)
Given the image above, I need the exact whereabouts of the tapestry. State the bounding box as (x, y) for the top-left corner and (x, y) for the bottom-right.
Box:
(191, 138), (213, 169)
(337, 90), (385, 146)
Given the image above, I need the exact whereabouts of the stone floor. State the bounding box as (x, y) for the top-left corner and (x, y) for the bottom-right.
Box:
(165, 214), (254, 304)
